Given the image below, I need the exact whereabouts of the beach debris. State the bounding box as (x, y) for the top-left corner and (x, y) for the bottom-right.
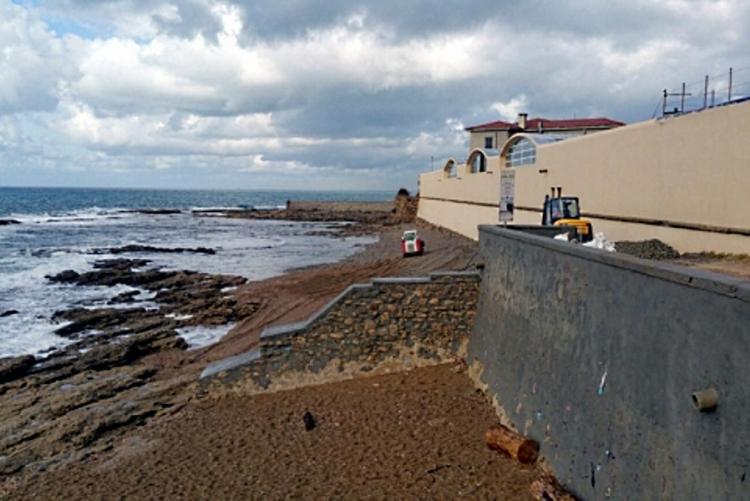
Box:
(692, 387), (719, 412)
(583, 232), (615, 252)
(303, 410), (316, 431)
(485, 424), (539, 464)
(529, 473), (578, 501)
(597, 369), (608, 396)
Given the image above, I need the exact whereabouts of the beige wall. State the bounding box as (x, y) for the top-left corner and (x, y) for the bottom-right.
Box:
(418, 198), (499, 240)
(420, 101), (750, 253)
(468, 130), (509, 150)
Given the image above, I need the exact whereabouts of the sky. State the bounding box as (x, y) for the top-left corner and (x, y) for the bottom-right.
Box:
(1, 0), (749, 191)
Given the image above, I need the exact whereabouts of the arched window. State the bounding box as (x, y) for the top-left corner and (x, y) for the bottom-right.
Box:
(505, 138), (536, 167)
(470, 152), (486, 173)
(444, 160), (457, 178)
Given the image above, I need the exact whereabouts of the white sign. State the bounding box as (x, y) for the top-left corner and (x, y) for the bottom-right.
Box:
(499, 169), (515, 223)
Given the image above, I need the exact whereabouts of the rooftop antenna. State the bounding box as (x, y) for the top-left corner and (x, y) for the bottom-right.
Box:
(662, 84), (692, 116)
(703, 75), (709, 109)
(728, 67), (733, 102)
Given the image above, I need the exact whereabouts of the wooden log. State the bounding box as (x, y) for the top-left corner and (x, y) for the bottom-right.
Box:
(485, 424), (539, 464)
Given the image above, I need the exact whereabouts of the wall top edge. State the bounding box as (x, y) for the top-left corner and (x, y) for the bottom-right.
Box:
(479, 225), (750, 302)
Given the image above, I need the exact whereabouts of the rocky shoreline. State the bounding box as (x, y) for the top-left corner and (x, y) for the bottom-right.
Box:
(0, 257), (259, 477)
(0, 195), (428, 484)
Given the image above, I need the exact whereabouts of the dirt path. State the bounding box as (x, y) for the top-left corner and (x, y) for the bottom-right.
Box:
(5, 364), (539, 500)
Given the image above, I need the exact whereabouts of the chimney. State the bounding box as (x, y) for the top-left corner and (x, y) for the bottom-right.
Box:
(517, 113), (528, 129)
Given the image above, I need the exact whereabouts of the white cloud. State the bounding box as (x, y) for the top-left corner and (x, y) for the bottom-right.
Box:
(1, 0), (749, 190)
(490, 95), (529, 122)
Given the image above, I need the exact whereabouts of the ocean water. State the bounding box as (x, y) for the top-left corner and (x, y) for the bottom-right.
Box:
(0, 187), (387, 357)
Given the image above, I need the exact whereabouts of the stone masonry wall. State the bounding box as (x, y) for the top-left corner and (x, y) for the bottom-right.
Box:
(201, 271), (480, 397)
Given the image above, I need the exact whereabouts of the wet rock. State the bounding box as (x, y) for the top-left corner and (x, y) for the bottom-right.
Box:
(93, 258), (150, 270)
(0, 366), (193, 475)
(52, 308), (148, 338)
(0, 355), (36, 384)
(0, 219), (21, 225)
(1, 309), (19, 317)
(46, 269), (80, 283)
(108, 291), (140, 304)
(91, 244), (216, 255)
(134, 209), (182, 215)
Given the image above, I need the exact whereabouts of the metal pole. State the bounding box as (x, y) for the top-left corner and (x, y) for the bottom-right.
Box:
(703, 75), (709, 109)
(711, 89), (715, 108)
(680, 82), (686, 112)
(662, 89), (668, 116)
(728, 67), (733, 102)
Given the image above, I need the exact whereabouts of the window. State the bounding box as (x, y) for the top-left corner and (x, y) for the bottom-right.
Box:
(505, 138), (536, 167)
(444, 160), (457, 178)
(470, 152), (486, 173)
(484, 136), (493, 149)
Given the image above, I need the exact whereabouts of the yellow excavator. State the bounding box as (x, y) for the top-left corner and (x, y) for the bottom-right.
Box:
(542, 187), (593, 242)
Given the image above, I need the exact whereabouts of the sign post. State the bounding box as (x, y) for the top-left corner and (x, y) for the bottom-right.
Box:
(499, 169), (515, 224)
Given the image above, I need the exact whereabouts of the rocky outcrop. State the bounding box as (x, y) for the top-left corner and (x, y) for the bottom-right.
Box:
(90, 244), (216, 255)
(389, 193), (418, 224)
(0, 219), (21, 225)
(0, 259), (259, 477)
(0, 356), (36, 384)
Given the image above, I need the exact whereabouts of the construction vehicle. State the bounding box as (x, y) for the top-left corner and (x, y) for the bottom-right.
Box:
(400, 230), (425, 257)
(542, 187), (593, 242)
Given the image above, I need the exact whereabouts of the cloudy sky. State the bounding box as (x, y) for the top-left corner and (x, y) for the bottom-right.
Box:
(1, 0), (749, 191)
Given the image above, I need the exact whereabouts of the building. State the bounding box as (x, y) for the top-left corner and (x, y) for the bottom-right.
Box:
(418, 101), (750, 254)
(466, 113), (624, 150)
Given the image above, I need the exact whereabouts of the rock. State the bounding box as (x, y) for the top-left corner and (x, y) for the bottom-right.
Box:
(0, 355), (36, 384)
(1, 309), (19, 317)
(93, 258), (150, 270)
(108, 291), (140, 304)
(303, 411), (316, 431)
(52, 308), (147, 338)
(135, 209), (181, 215)
(46, 269), (80, 283)
(0, 219), (21, 225)
(92, 244), (216, 255)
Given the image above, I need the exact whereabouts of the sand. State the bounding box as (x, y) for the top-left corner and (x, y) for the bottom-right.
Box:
(5, 364), (539, 500)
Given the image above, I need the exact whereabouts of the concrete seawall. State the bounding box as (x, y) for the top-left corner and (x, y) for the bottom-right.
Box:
(468, 225), (750, 499)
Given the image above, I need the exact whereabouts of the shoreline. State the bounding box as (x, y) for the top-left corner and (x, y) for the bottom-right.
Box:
(0, 198), (480, 489)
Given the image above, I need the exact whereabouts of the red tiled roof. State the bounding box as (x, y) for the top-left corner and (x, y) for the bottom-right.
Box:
(465, 117), (624, 132)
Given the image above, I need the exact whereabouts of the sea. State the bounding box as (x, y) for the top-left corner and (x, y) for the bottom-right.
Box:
(0, 187), (389, 358)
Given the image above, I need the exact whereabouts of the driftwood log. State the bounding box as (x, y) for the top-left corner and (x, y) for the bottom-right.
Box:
(485, 424), (539, 464)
